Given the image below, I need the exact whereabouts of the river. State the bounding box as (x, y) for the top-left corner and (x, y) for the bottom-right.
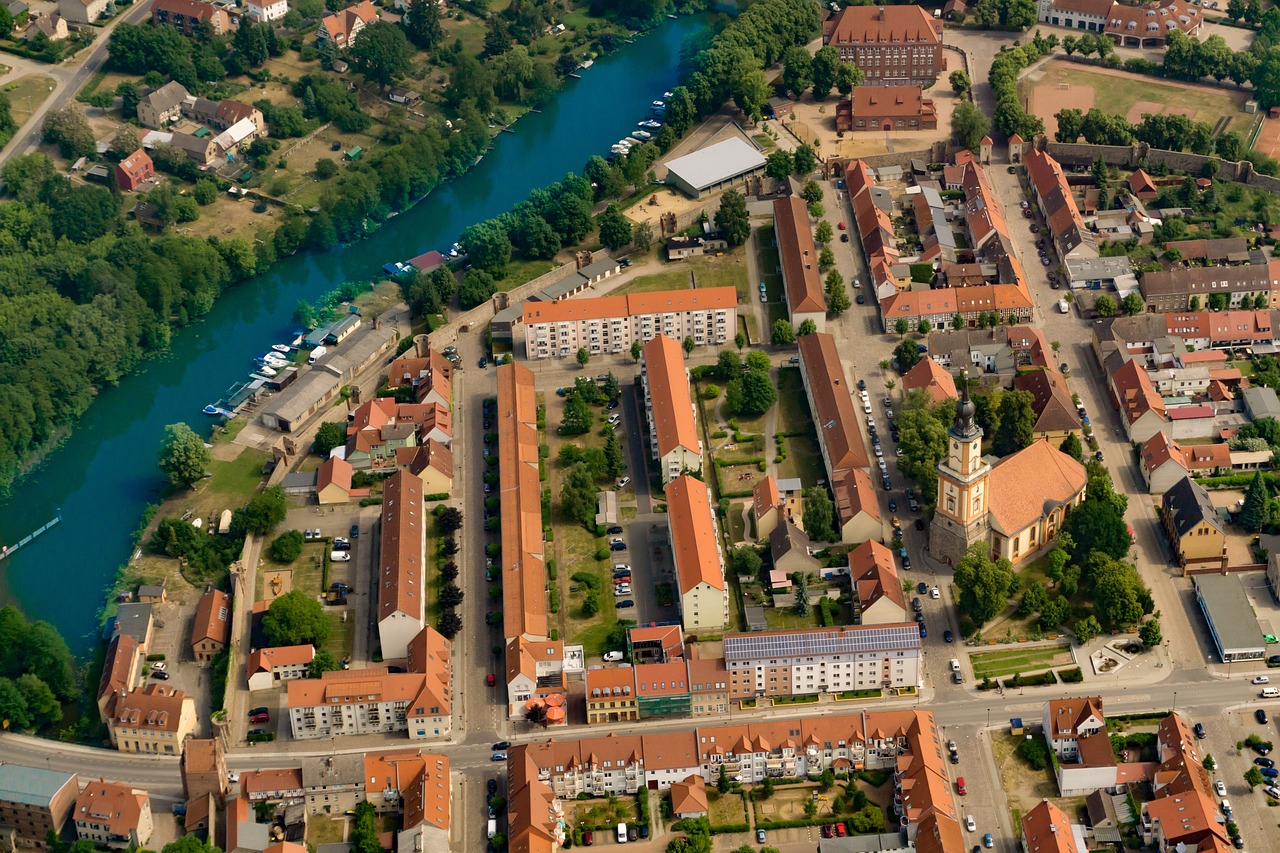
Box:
(0, 13), (710, 654)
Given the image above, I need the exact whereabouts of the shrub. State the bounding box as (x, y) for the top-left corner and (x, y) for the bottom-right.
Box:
(269, 529), (305, 562)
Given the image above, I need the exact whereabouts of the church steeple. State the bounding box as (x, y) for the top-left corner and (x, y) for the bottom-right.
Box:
(929, 368), (992, 564)
(952, 371), (980, 440)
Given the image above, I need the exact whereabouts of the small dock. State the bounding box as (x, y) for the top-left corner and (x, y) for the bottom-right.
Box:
(0, 510), (63, 561)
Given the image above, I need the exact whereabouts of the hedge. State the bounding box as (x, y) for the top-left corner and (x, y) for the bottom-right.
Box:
(708, 823), (749, 835)
(1001, 670), (1057, 688)
(424, 492), (450, 502)
(1059, 667), (1084, 683)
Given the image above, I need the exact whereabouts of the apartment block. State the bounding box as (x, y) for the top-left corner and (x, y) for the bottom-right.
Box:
(106, 683), (197, 755)
(723, 625), (921, 700)
(642, 334), (703, 484)
(0, 765), (78, 848)
(73, 782), (153, 850)
(378, 471), (425, 662)
(287, 666), (449, 741)
(522, 288), (736, 360)
(666, 474), (727, 635)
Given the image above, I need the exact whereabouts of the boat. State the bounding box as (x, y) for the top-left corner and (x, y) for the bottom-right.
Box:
(631, 130), (651, 141)
(666, 13), (676, 18)
(663, 91), (673, 98)
(581, 59), (593, 68)
(639, 119), (661, 129)
(652, 100), (665, 108)
(257, 365), (278, 377)
(652, 106), (666, 116)
(204, 404), (234, 417)
(271, 344), (291, 353)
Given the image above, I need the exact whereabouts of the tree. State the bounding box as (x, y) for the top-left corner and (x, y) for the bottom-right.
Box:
(771, 319), (795, 345)
(1139, 615), (1162, 647)
(632, 221), (653, 252)
(950, 69), (972, 96)
(631, 342), (642, 362)
(1203, 753), (1216, 771)
(403, 0), (442, 51)
(1094, 294), (1116, 317)
(835, 63), (863, 97)
(437, 507), (463, 535)
(1063, 496), (1130, 565)
(560, 393), (593, 436)
(952, 100), (991, 152)
(158, 423), (210, 488)
(727, 370), (778, 417)
(193, 179), (218, 206)
(234, 486), (288, 536)
(918, 320), (932, 336)
(715, 190), (750, 246)
(1088, 553), (1148, 628)
(1018, 737), (1051, 770)
(1245, 766), (1265, 788)
(263, 589), (331, 647)
(1059, 432), (1083, 462)
(308, 648), (340, 677)
(682, 336), (695, 356)
(110, 126), (142, 160)
(803, 486), (836, 542)
(782, 46), (813, 95)
(801, 180), (824, 204)
(732, 68), (771, 121)
(717, 764), (730, 794)
(811, 45), (840, 98)
(269, 530), (305, 562)
(953, 545), (1017, 625)
(350, 21), (413, 91)
(596, 204), (632, 251)
(992, 390), (1034, 456)
(1239, 471), (1271, 531)
(575, 348), (590, 368)
(42, 108), (95, 160)
(895, 318), (910, 336)
(797, 319), (817, 337)
(793, 143), (818, 176)
(894, 339), (922, 370)
(1017, 582), (1048, 617)
(16, 674), (60, 730)
(603, 428), (624, 479)
(1121, 293), (1144, 316)
(815, 220), (833, 244)
(1073, 615), (1102, 645)
(458, 269), (496, 309)
(765, 148), (794, 180)
(0, 678), (32, 731)
(314, 421), (347, 456)
(826, 273), (850, 316)
(118, 80), (140, 120)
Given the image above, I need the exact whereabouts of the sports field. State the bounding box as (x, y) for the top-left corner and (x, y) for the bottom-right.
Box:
(1021, 59), (1249, 140)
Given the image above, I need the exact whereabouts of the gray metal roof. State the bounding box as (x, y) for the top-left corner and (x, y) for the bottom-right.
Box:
(0, 764), (75, 808)
(577, 257), (620, 280)
(724, 625), (920, 661)
(1064, 255), (1132, 281)
(1244, 386), (1280, 420)
(261, 369), (341, 425)
(116, 602), (153, 644)
(664, 138), (766, 193)
(1195, 574), (1265, 655)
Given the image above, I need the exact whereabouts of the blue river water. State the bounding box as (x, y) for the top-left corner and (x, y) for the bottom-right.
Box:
(0, 13), (710, 654)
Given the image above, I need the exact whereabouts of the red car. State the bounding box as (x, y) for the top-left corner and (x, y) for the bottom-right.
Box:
(821, 825), (834, 838)
(486, 673), (496, 686)
(835, 823), (847, 837)
(582, 831), (593, 846)
(837, 221), (846, 230)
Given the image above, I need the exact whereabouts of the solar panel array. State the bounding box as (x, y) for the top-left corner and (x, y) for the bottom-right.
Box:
(723, 626), (920, 661)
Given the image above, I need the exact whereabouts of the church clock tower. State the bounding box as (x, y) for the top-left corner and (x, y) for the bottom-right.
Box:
(929, 372), (992, 565)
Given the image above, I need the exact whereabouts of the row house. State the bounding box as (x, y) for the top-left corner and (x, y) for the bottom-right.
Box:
(797, 332), (870, 528)
(667, 474), (727, 636)
(1140, 259), (1280, 313)
(775, 196), (827, 331)
(522, 288), (736, 360)
(642, 335), (703, 485)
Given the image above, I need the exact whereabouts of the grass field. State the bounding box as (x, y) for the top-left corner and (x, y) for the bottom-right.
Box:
(614, 249), (749, 299)
(707, 791), (748, 828)
(4, 75), (55, 129)
(970, 644), (1073, 680)
(1021, 60), (1249, 139)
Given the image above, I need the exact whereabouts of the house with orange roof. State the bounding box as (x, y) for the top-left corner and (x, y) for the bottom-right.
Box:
(848, 540), (908, 624)
(506, 750), (565, 853)
(106, 683), (197, 755)
(73, 781), (153, 849)
(798, 332), (869, 498)
(902, 357), (958, 405)
(345, 399), (451, 471)
(585, 666), (638, 724)
(627, 624), (683, 664)
(246, 644), (315, 691)
(1043, 696), (1106, 758)
(240, 768), (304, 802)
(318, 0), (377, 48)
(181, 739), (226, 804)
(775, 196), (827, 331)
(668, 775), (708, 819)
(521, 287), (736, 360)
(97, 633), (140, 725)
(688, 655), (729, 717)
(1139, 432), (1230, 493)
(377, 471), (425, 661)
(634, 660), (691, 718)
(1021, 799), (1081, 853)
(114, 149), (154, 193)
(642, 335), (703, 485)
(1143, 789), (1230, 852)
(505, 637), (566, 722)
(361, 751), (450, 849)
(752, 475), (783, 541)
(823, 5), (944, 85)
(667, 474), (726, 635)
(286, 666), (450, 740)
(396, 437), (452, 494)
(384, 350), (452, 408)
(1026, 149), (1097, 263)
(1109, 358), (1168, 443)
(836, 85), (936, 132)
(833, 467), (883, 544)
(316, 455), (356, 504)
(190, 589), (230, 664)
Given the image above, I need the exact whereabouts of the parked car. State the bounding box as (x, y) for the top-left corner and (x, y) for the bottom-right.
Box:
(492, 742), (511, 750)
(607, 525), (624, 535)
(1262, 767), (1280, 779)
(1193, 722), (1206, 739)
(821, 825), (833, 838)
(604, 651), (624, 662)
(983, 834), (993, 849)
(582, 831), (593, 846)
(756, 830), (766, 844)
(1258, 709), (1271, 725)
(248, 706), (268, 721)
(151, 662), (166, 671)
(617, 477), (631, 488)
(486, 673), (495, 686)
(965, 816), (976, 832)
(491, 752), (508, 762)
(835, 824), (847, 837)
(1216, 779), (1227, 796)
(1254, 757), (1275, 767)
(151, 670), (170, 680)
(616, 599), (634, 608)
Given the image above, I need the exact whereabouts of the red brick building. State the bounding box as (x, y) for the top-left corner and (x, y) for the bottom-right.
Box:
(114, 149), (154, 192)
(823, 5), (944, 86)
(835, 86), (937, 132)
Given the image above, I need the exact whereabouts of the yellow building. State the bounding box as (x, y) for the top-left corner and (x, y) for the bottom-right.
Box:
(106, 684), (197, 756)
(585, 667), (638, 724)
(1161, 476), (1227, 573)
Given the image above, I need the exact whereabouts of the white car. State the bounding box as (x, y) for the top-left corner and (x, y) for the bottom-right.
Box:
(615, 585), (632, 596)
(965, 815), (976, 832)
(228, 772), (240, 784)
(1265, 784), (1280, 799)
(1253, 676), (1271, 685)
(617, 477), (631, 488)
(151, 662), (166, 671)
(1215, 779), (1227, 796)
(863, 402), (872, 414)
(603, 651), (624, 662)
(950, 659), (961, 673)
(931, 586), (940, 599)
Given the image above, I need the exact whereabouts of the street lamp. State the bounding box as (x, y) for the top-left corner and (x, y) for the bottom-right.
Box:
(1172, 690), (1177, 713)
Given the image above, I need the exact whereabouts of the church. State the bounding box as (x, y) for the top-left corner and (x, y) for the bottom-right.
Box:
(930, 379), (1087, 567)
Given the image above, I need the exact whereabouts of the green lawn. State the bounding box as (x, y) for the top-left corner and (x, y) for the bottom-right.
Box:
(707, 791), (748, 829)
(969, 644), (1072, 680)
(613, 249), (749, 299)
(756, 225), (784, 303)
(777, 367), (813, 435)
(778, 433), (825, 486)
(497, 257), (558, 293)
(325, 611), (355, 660)
(204, 448), (269, 502)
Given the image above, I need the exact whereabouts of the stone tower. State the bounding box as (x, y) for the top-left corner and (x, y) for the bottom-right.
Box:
(929, 373), (992, 565)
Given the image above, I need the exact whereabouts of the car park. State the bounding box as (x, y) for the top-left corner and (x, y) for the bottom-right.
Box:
(614, 564), (631, 573)
(1265, 784), (1280, 798)
(628, 827), (639, 842)
(912, 597), (922, 613)
(607, 399), (619, 410)
(638, 826), (648, 840)
(486, 673), (496, 686)
(248, 706), (268, 721)
(821, 826), (833, 838)
(615, 585), (632, 596)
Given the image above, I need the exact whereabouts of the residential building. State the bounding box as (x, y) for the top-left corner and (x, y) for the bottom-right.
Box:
(114, 603), (154, 653)
(190, 589), (230, 664)
(318, 0), (377, 48)
(669, 776), (708, 819)
(286, 667), (450, 740)
(522, 287), (737, 360)
(246, 645), (315, 691)
(771, 519), (820, 581)
(797, 332), (869, 492)
(1162, 475), (1227, 572)
(1013, 368), (1082, 443)
(1021, 799), (1082, 853)
(0, 765), (78, 848)
(96, 633), (140, 725)
(752, 475), (783, 541)
(1042, 696), (1115, 795)
(833, 467), (883, 544)
(384, 351), (452, 408)
(1143, 790), (1228, 851)
(585, 667), (638, 724)
(666, 234), (729, 260)
(316, 455), (355, 505)
(775, 196), (827, 331)
(504, 638), (566, 722)
(506, 750), (566, 853)
(1140, 258), (1280, 312)
(377, 471), (425, 662)
(1109, 358), (1167, 444)
(405, 626), (452, 738)
(496, 361), (548, 641)
(106, 683), (197, 755)
(346, 399), (451, 470)
(114, 149), (154, 193)
(151, 0), (232, 35)
(225, 795), (269, 853)
(243, 0), (288, 22)
(724, 625), (921, 699)
(635, 660), (692, 719)
(642, 335), (703, 485)
(300, 753), (364, 816)
(931, 381), (1086, 566)
(1025, 149), (1096, 263)
(364, 751), (450, 849)
(57, 0), (107, 23)
(848, 160), (903, 300)
(823, 5), (945, 85)
(666, 474), (727, 635)
(688, 655), (729, 717)
(848, 540), (909, 625)
(240, 768), (304, 802)
(170, 131), (219, 166)
(901, 357), (958, 404)
(1140, 433), (1230, 493)
(181, 739), (226, 804)
(73, 782), (153, 850)
(835, 85), (937, 132)
(180, 97), (265, 135)
(397, 439), (453, 496)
